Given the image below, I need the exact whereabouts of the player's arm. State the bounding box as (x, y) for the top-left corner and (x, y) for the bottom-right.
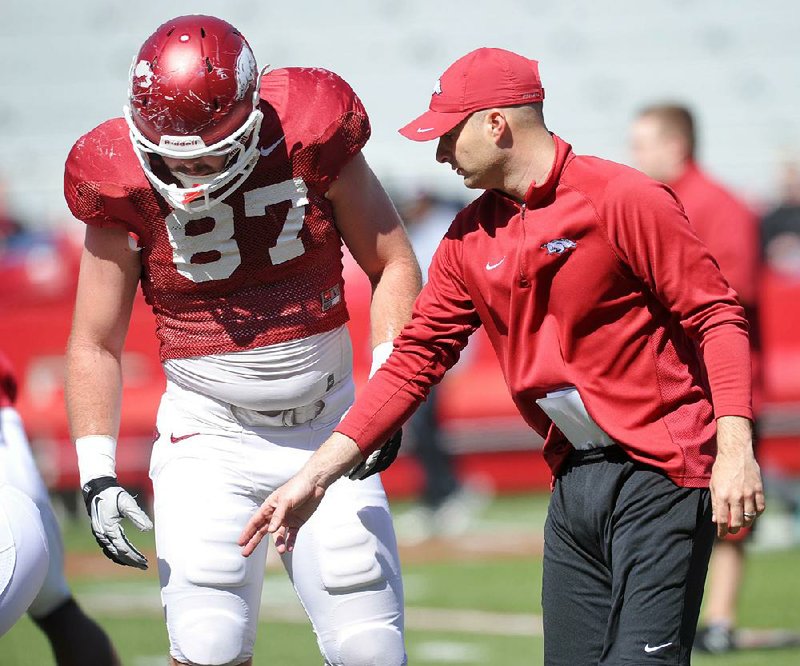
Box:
(327, 151), (422, 354)
(65, 225), (153, 569)
(326, 151), (422, 478)
(67, 225), (139, 439)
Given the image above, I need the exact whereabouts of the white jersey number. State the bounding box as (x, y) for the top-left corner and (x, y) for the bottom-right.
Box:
(165, 178), (309, 283)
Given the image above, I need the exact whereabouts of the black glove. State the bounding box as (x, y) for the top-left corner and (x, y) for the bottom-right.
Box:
(82, 476), (153, 569)
(347, 430), (403, 480)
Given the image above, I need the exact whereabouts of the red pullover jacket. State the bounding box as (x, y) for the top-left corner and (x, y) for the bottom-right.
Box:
(337, 135), (752, 487)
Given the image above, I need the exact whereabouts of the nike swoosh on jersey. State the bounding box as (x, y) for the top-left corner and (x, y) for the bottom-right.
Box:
(485, 257), (506, 270)
(259, 135), (286, 157)
(170, 432), (201, 444)
(644, 642), (672, 653)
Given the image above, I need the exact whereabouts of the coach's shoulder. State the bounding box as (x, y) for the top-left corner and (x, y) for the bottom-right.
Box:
(565, 153), (677, 213)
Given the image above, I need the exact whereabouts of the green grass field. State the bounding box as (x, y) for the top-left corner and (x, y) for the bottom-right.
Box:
(2, 493), (799, 665)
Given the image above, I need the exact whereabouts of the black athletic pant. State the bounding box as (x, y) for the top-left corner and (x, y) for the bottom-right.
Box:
(542, 446), (715, 665)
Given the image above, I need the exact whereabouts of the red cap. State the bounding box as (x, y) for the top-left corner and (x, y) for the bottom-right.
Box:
(399, 48), (545, 142)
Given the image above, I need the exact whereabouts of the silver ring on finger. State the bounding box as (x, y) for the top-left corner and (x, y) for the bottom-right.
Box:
(743, 512), (757, 519)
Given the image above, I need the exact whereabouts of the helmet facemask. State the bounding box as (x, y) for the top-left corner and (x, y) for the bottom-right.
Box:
(123, 15), (264, 212)
(124, 99), (263, 212)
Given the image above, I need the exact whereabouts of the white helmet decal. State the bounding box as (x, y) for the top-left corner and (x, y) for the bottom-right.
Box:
(133, 60), (155, 89)
(235, 46), (258, 101)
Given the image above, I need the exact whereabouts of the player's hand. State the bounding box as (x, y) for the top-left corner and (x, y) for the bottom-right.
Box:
(239, 472), (327, 556)
(710, 416), (765, 537)
(347, 430), (402, 480)
(82, 476), (153, 569)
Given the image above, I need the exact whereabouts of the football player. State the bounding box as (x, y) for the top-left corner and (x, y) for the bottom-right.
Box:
(64, 15), (419, 666)
(0, 352), (119, 664)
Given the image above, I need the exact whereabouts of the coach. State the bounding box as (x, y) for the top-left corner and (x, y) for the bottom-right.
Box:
(241, 47), (764, 664)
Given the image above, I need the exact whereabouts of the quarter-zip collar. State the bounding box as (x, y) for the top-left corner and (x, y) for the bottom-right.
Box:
(521, 133), (573, 208)
(487, 133), (573, 211)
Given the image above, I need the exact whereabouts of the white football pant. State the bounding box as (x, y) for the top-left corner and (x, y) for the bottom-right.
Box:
(0, 484), (49, 636)
(0, 407), (71, 619)
(151, 378), (406, 666)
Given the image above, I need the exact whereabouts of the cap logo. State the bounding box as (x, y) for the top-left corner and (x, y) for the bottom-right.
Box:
(433, 79), (442, 95)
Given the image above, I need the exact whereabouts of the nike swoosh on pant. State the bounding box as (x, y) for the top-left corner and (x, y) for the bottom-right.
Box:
(170, 432), (201, 444)
(644, 642), (672, 653)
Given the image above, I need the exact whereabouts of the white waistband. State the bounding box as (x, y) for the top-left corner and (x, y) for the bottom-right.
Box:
(164, 375), (354, 430)
(163, 325), (353, 411)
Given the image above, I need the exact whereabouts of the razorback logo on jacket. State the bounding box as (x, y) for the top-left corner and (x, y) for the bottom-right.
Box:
(541, 238), (577, 255)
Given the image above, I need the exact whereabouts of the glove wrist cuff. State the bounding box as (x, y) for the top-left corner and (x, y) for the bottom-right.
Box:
(75, 435), (117, 487)
(369, 341), (394, 378)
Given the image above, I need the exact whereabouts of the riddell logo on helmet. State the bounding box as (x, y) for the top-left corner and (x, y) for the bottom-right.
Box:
(159, 136), (205, 151)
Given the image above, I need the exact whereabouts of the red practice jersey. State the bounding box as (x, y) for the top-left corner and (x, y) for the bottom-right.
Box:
(64, 68), (369, 360)
(337, 135), (752, 487)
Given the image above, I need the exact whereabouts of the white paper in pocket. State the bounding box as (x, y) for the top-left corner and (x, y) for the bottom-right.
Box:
(536, 387), (615, 450)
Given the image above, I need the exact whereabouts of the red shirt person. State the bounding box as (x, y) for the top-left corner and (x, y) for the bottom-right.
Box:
(630, 105), (760, 319)
(631, 103), (762, 653)
(242, 48), (765, 665)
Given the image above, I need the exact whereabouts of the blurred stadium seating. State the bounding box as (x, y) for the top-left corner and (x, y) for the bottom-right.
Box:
(1, 2), (799, 226)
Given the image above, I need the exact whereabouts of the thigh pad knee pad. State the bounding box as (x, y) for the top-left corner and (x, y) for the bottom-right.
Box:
(168, 592), (252, 666)
(185, 519), (250, 589)
(320, 522), (384, 592)
(338, 623), (406, 666)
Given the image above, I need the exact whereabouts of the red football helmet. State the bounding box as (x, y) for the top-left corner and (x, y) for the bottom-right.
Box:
(123, 15), (264, 211)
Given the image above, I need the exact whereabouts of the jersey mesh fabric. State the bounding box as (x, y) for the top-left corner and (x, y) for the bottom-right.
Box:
(65, 68), (369, 361)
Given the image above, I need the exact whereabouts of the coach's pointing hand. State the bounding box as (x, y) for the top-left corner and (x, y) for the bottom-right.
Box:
(240, 472), (326, 555)
(239, 432), (365, 555)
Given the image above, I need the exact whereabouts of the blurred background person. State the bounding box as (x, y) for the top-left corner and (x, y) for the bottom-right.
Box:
(0, 484), (49, 637)
(761, 161), (800, 278)
(0, 351), (119, 664)
(393, 189), (491, 544)
(630, 103), (762, 654)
